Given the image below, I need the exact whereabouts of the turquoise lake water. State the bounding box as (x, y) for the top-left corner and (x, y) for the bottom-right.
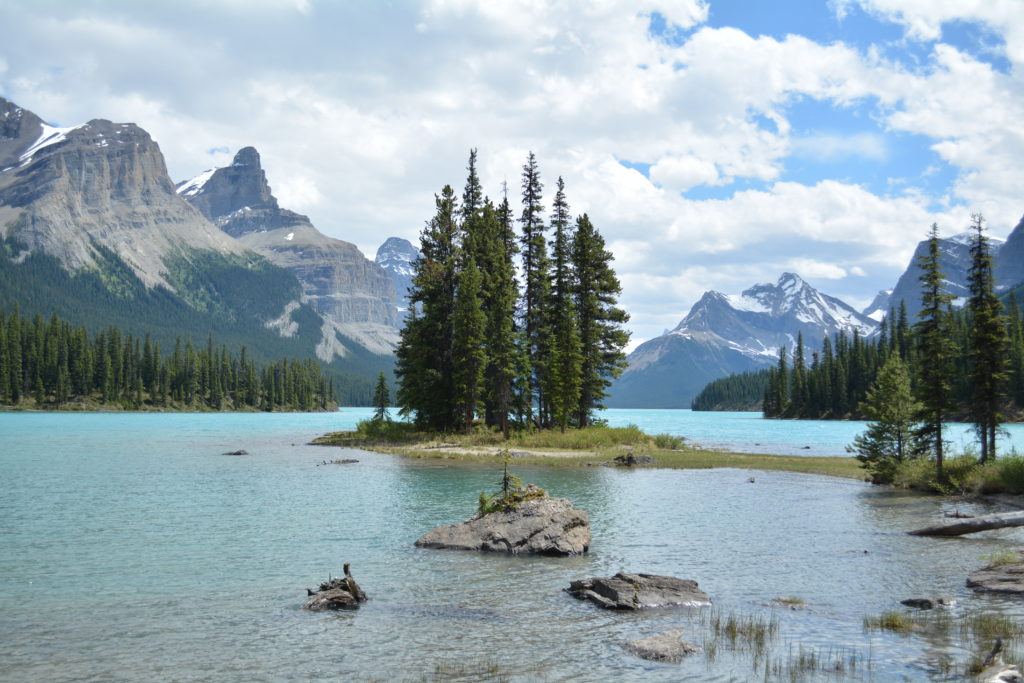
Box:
(4, 410), (1024, 681)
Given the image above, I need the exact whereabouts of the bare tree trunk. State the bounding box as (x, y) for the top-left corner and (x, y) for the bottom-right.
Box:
(909, 510), (1024, 537)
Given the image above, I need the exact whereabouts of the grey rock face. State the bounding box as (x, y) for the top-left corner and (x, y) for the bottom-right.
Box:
(567, 573), (711, 610)
(0, 98), (248, 289)
(179, 148), (400, 353)
(625, 630), (700, 663)
(414, 497), (590, 556)
(375, 236), (419, 312)
(967, 551), (1024, 594)
(996, 215), (1024, 289)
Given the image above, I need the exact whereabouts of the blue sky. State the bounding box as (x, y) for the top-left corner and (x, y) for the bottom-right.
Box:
(0, 0), (1021, 346)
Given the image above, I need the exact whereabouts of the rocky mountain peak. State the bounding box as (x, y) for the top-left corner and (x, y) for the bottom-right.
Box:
(375, 236), (419, 312)
(0, 97), (45, 168)
(176, 145), (282, 230)
(863, 289), (893, 322)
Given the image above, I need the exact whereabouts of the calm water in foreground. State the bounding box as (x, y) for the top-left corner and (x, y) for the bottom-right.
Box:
(4, 409), (1024, 681)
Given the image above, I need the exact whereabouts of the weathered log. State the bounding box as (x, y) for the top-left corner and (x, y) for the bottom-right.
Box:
(909, 510), (1024, 537)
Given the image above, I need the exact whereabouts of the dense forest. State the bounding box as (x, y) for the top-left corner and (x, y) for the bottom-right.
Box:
(0, 239), (390, 404)
(397, 150), (630, 434)
(0, 307), (335, 411)
(691, 369), (769, 411)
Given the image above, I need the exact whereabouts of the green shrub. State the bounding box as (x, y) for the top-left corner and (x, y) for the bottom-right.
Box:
(892, 455), (978, 494)
(652, 433), (686, 449)
(995, 456), (1024, 494)
(354, 418), (419, 442)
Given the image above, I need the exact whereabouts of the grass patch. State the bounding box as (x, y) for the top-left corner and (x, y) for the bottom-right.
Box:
(313, 420), (866, 480)
(982, 550), (1021, 568)
(864, 611), (915, 634)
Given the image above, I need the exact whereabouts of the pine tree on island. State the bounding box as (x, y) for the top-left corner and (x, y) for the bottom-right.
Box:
(394, 150), (630, 435)
(372, 372), (391, 423)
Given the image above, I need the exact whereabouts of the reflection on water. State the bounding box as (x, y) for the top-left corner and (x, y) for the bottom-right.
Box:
(2, 412), (1024, 681)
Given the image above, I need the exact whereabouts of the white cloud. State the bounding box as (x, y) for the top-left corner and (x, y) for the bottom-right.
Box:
(784, 259), (849, 279)
(0, 0), (1021, 343)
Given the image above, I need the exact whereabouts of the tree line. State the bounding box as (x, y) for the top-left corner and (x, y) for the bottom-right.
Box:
(396, 150), (630, 434)
(0, 307), (336, 411)
(758, 215), (1015, 480)
(691, 369), (770, 411)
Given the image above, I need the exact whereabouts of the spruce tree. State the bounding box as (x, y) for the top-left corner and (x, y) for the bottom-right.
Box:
(849, 354), (921, 483)
(571, 213), (629, 426)
(519, 152), (548, 426)
(546, 177), (582, 431)
(484, 193), (521, 438)
(372, 372), (390, 423)
(966, 213), (1009, 461)
(913, 223), (957, 480)
(452, 256), (487, 431)
(395, 185), (460, 430)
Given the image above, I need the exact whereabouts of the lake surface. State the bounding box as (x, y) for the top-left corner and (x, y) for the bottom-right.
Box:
(4, 410), (1024, 681)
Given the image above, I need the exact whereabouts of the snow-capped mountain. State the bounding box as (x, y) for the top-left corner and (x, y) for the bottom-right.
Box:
(607, 273), (878, 408)
(375, 237), (418, 313)
(863, 290), (892, 322)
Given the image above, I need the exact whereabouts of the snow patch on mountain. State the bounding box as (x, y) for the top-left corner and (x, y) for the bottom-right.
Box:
(19, 123), (86, 164)
(176, 168), (218, 197)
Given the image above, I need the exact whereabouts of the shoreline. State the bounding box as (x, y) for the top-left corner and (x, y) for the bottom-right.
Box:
(311, 431), (867, 480)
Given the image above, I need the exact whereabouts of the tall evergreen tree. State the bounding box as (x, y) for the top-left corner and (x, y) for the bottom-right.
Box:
(372, 372), (390, 423)
(966, 213), (1009, 461)
(452, 256), (487, 431)
(395, 185), (460, 430)
(519, 152), (549, 426)
(913, 223), (957, 480)
(484, 193), (522, 438)
(571, 213), (629, 426)
(546, 177), (583, 431)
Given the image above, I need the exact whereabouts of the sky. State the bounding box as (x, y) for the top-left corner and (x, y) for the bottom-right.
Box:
(0, 0), (1022, 349)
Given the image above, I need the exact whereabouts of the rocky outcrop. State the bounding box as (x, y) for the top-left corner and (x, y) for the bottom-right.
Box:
(567, 573), (711, 610)
(0, 97), (248, 290)
(967, 551), (1024, 594)
(625, 630), (700, 663)
(179, 147), (400, 355)
(304, 564), (368, 611)
(414, 497), (590, 556)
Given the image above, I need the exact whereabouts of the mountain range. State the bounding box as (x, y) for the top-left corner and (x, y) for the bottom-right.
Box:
(0, 96), (410, 402)
(607, 273), (878, 408)
(610, 214), (1024, 408)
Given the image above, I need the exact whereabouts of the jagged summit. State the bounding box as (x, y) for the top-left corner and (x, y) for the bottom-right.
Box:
(609, 272), (878, 408)
(863, 289), (893, 322)
(178, 146), (400, 356)
(375, 237), (418, 312)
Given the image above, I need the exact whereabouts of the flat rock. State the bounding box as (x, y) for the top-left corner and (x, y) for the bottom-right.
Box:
(625, 629), (699, 663)
(901, 597), (955, 609)
(567, 572), (711, 610)
(414, 497), (590, 556)
(610, 453), (654, 467)
(968, 552), (1024, 594)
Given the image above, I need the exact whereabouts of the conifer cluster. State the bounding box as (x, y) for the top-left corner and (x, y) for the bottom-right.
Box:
(0, 308), (335, 411)
(396, 150), (629, 433)
(761, 216), (1017, 473)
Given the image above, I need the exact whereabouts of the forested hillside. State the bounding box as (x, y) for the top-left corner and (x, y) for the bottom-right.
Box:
(0, 307), (335, 411)
(691, 370), (769, 411)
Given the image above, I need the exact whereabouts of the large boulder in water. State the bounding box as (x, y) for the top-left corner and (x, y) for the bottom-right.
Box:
(414, 497), (590, 556)
(968, 551), (1024, 594)
(567, 572), (711, 610)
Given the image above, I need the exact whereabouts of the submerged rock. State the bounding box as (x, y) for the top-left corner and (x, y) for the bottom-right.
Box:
(968, 552), (1024, 594)
(625, 629), (699, 663)
(223, 449), (249, 456)
(304, 563), (368, 611)
(610, 453), (654, 467)
(567, 573), (711, 610)
(414, 497), (590, 556)
(900, 597), (955, 609)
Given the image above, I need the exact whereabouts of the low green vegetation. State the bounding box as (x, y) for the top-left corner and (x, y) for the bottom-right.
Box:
(863, 608), (1024, 677)
(313, 420), (866, 479)
(477, 453), (547, 515)
(890, 453), (1024, 495)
